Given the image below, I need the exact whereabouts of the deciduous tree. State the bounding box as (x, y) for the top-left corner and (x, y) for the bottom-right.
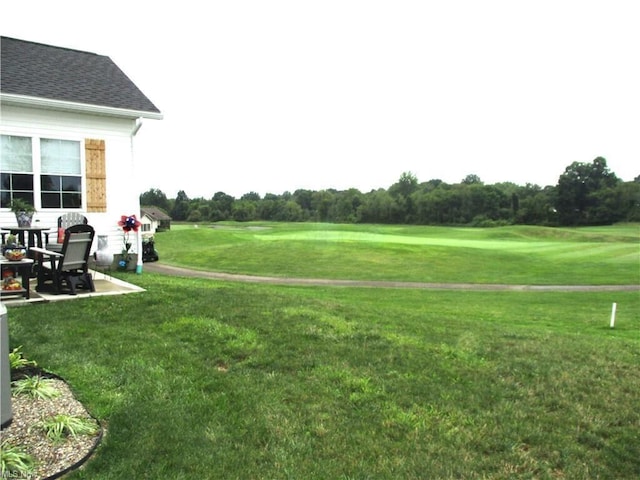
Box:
(556, 157), (620, 225)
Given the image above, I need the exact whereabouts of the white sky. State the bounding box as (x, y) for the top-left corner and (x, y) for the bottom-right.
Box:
(2, 1), (639, 198)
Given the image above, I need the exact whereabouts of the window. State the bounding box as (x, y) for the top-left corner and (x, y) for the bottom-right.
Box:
(0, 134), (83, 209)
(0, 135), (34, 208)
(40, 139), (82, 208)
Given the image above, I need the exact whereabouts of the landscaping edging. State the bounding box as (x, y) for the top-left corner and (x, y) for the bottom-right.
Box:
(5, 367), (103, 480)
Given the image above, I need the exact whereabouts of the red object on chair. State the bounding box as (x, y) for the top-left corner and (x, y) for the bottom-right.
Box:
(45, 213), (89, 252)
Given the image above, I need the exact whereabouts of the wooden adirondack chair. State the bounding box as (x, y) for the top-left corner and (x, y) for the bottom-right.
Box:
(44, 212), (89, 252)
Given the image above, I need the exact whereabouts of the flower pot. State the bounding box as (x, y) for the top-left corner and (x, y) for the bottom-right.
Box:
(112, 254), (138, 271)
(14, 211), (33, 228)
(3, 246), (27, 261)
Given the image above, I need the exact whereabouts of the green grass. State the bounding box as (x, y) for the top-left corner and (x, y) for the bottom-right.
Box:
(157, 223), (640, 285)
(6, 223), (640, 479)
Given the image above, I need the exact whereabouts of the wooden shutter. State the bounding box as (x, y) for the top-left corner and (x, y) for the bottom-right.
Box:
(85, 139), (107, 212)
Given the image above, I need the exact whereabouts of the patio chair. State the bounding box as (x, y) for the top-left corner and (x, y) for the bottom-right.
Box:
(44, 212), (89, 252)
(30, 224), (96, 295)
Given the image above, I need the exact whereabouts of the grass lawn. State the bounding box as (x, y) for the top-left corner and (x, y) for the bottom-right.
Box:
(5, 223), (640, 479)
(158, 223), (640, 285)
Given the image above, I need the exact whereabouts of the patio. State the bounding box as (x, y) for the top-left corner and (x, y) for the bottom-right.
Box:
(0, 270), (144, 305)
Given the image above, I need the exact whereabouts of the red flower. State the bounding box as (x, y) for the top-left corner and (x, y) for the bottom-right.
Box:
(118, 215), (141, 233)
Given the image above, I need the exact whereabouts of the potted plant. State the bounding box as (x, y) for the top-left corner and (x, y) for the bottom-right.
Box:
(10, 199), (36, 227)
(4, 234), (19, 246)
(2, 234), (27, 261)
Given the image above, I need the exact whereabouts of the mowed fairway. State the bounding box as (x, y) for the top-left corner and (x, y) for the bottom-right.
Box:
(158, 223), (639, 285)
(6, 223), (639, 479)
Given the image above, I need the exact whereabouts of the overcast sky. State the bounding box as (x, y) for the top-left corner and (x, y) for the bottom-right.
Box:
(3, 1), (639, 198)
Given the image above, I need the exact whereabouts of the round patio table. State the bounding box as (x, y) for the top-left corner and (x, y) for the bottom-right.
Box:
(1, 225), (52, 250)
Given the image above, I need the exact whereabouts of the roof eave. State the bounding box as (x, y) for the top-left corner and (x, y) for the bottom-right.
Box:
(0, 93), (163, 120)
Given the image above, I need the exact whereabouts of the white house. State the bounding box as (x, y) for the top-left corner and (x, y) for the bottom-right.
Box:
(0, 36), (162, 270)
(140, 207), (172, 236)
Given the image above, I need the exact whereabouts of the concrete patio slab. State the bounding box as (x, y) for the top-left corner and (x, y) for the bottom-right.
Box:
(0, 270), (145, 305)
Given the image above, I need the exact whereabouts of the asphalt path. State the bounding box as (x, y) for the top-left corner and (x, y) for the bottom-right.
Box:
(143, 262), (640, 292)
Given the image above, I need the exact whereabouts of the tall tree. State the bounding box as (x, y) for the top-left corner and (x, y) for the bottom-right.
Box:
(231, 200), (257, 221)
(210, 191), (235, 221)
(358, 189), (401, 224)
(311, 190), (335, 222)
(461, 174), (483, 185)
(389, 172), (419, 198)
(329, 189), (363, 223)
(241, 191), (261, 202)
(293, 189), (314, 217)
(389, 172), (418, 222)
(140, 188), (170, 211)
(615, 181), (640, 221)
(171, 190), (190, 221)
(556, 157), (620, 225)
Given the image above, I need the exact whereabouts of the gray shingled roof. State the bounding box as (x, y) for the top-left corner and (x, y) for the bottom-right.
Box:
(141, 206), (172, 221)
(1, 36), (160, 115)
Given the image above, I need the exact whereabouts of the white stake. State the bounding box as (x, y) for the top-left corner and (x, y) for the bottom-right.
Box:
(610, 302), (617, 328)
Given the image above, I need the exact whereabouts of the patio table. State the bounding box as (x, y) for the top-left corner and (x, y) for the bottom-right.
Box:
(0, 258), (34, 299)
(1, 225), (52, 250)
(1, 226), (54, 276)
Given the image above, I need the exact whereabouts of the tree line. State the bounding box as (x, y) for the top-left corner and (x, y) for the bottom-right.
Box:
(141, 157), (639, 227)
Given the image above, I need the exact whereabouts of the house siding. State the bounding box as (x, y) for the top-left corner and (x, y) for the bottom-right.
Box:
(0, 104), (143, 256)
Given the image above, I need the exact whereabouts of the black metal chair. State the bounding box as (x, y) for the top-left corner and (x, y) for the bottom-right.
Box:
(30, 224), (95, 295)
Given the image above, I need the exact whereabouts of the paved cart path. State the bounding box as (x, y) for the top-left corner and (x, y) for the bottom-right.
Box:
(143, 263), (640, 292)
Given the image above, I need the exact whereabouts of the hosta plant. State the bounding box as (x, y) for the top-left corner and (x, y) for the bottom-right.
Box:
(8, 345), (37, 370)
(37, 414), (99, 443)
(11, 375), (60, 400)
(0, 441), (35, 476)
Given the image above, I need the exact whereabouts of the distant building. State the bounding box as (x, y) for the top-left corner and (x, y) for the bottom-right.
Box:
(141, 206), (172, 234)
